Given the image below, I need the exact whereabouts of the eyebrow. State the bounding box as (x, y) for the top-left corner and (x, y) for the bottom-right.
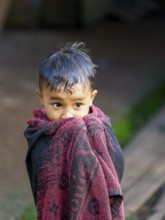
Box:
(49, 97), (63, 101)
(49, 96), (86, 101)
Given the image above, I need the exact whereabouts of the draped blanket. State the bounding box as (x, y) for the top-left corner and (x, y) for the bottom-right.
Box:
(24, 105), (125, 220)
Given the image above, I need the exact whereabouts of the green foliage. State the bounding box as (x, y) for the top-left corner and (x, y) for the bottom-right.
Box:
(113, 115), (133, 146)
(132, 83), (165, 126)
(113, 83), (165, 147)
(126, 216), (138, 220)
(17, 205), (36, 220)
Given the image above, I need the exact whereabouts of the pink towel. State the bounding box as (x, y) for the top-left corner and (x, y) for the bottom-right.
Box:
(25, 105), (125, 219)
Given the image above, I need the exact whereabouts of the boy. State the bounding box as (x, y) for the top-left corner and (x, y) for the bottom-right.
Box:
(24, 42), (125, 220)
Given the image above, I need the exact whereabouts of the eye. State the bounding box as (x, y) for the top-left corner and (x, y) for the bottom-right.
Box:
(75, 103), (83, 108)
(52, 102), (62, 108)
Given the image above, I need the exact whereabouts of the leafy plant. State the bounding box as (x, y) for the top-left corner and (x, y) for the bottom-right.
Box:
(17, 205), (36, 220)
(126, 216), (138, 220)
(113, 83), (165, 147)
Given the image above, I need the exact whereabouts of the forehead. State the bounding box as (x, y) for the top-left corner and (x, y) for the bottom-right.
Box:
(42, 83), (91, 99)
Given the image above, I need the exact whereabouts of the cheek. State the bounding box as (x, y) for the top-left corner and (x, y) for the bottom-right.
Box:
(47, 112), (60, 121)
(76, 106), (90, 118)
(44, 106), (60, 121)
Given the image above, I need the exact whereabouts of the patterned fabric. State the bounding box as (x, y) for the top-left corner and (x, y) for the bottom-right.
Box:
(24, 105), (125, 220)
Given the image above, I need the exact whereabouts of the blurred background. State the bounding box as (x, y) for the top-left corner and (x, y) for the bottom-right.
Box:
(0, 0), (165, 219)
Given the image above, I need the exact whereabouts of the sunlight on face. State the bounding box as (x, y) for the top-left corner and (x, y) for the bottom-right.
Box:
(37, 83), (97, 121)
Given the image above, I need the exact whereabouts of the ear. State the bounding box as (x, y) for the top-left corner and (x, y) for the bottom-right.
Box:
(90, 90), (97, 106)
(36, 89), (44, 105)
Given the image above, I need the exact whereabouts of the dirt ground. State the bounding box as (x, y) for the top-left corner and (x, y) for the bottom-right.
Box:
(0, 14), (165, 219)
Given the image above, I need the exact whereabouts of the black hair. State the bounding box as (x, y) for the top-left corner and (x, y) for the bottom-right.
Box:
(39, 42), (97, 93)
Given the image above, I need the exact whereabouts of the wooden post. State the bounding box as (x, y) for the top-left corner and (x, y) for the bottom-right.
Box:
(0, 0), (11, 32)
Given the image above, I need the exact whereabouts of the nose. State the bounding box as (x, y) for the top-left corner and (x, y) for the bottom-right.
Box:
(61, 111), (73, 119)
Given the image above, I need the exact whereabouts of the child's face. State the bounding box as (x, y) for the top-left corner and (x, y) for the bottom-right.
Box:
(37, 83), (97, 121)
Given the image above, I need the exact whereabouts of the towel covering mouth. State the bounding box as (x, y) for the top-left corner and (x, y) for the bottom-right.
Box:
(24, 105), (125, 220)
